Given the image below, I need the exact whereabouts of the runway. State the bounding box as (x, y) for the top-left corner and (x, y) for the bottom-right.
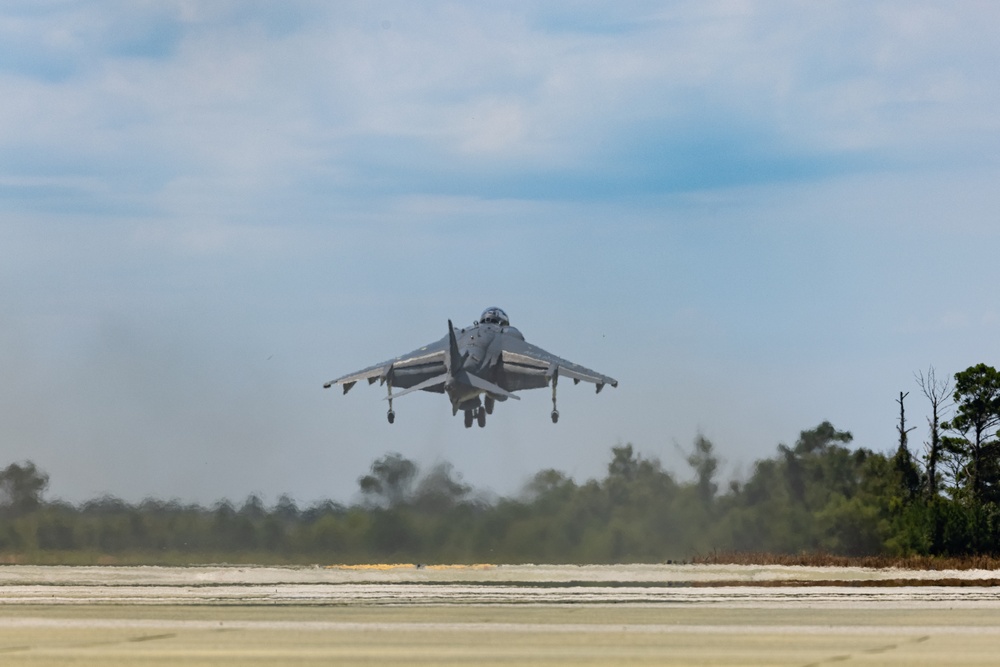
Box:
(0, 564), (998, 665)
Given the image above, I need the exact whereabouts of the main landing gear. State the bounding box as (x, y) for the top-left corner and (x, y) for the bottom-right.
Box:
(463, 407), (487, 428)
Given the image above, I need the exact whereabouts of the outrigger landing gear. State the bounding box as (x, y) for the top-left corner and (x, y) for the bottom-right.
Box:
(386, 380), (395, 424)
(550, 371), (559, 424)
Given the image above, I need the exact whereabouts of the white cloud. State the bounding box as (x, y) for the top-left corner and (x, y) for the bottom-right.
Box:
(6, 1), (1000, 215)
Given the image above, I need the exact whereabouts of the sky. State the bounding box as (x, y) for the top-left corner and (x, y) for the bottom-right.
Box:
(2, 1), (999, 507)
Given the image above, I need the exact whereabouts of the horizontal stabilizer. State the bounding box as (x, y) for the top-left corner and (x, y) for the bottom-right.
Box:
(383, 373), (448, 400)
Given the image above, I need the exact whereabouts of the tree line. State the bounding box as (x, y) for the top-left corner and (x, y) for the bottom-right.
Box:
(2, 363), (999, 564)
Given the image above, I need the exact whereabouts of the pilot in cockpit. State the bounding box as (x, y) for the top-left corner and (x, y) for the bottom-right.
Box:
(480, 307), (509, 327)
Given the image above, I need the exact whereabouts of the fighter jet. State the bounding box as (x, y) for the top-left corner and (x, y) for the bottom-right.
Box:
(324, 307), (618, 428)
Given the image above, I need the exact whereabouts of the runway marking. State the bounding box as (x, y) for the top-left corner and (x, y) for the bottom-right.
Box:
(329, 564), (497, 571)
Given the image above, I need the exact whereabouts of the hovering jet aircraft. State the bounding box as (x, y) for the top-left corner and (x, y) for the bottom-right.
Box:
(324, 307), (618, 428)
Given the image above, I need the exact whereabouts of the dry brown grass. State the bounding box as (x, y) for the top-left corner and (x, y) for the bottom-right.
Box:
(690, 551), (1000, 570)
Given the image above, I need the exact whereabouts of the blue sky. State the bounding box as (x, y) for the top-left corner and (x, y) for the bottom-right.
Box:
(2, 1), (999, 505)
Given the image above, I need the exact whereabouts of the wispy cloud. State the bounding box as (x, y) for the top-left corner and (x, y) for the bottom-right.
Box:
(5, 1), (999, 218)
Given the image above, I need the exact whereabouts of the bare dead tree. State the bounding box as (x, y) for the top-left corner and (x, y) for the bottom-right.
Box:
(893, 391), (922, 500)
(897, 391), (916, 451)
(916, 366), (953, 498)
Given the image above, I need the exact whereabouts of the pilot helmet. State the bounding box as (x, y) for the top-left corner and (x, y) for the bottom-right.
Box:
(480, 307), (509, 327)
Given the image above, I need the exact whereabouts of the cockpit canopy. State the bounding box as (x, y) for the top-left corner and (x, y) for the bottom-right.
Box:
(480, 307), (509, 327)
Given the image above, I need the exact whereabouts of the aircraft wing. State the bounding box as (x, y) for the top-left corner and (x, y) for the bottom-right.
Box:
(496, 337), (618, 393)
(323, 336), (449, 394)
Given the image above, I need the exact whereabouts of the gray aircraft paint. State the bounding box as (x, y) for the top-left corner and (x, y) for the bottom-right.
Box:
(324, 308), (617, 428)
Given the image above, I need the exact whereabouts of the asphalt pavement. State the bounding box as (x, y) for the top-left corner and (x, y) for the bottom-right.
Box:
(0, 564), (997, 665)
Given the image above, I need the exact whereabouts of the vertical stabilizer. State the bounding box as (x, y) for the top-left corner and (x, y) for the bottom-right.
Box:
(447, 320), (465, 374)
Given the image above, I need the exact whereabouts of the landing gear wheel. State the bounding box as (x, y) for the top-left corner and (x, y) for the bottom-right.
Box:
(484, 396), (495, 415)
(477, 408), (486, 428)
(464, 410), (474, 428)
(551, 410), (559, 424)
(387, 410), (395, 424)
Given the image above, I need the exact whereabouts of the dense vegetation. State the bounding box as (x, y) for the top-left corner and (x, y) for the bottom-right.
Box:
(2, 363), (1000, 565)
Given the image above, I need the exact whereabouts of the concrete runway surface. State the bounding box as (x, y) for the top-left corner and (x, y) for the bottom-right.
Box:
(0, 564), (998, 665)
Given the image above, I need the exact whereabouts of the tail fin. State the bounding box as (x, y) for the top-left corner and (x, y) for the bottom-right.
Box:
(447, 320), (467, 374)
